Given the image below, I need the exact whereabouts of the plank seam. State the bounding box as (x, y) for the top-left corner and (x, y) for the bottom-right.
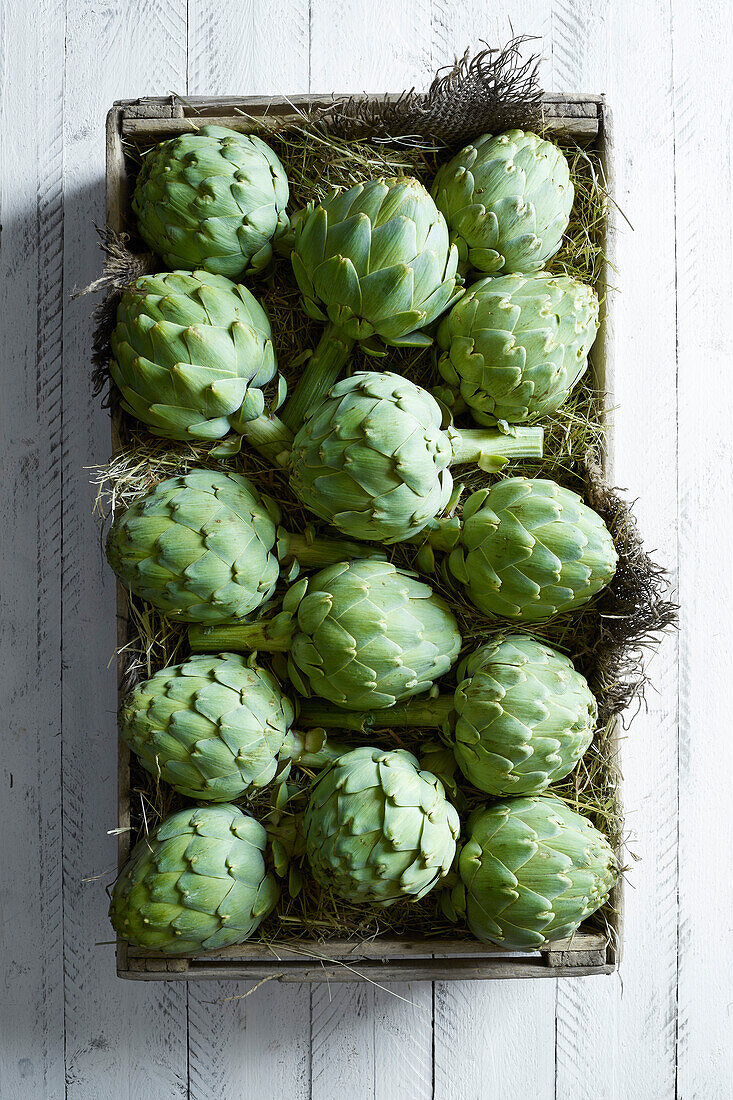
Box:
(669, 0), (681, 1094)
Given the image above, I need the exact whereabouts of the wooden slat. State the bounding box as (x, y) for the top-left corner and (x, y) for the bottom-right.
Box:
(182, 19), (313, 1100)
(119, 960), (613, 982)
(61, 3), (190, 1098)
(549, 5), (680, 1100)
(674, 0), (733, 1096)
(121, 111), (598, 140)
(0, 0), (66, 1093)
(124, 930), (606, 962)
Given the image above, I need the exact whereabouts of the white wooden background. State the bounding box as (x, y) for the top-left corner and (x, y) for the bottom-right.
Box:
(1, 0), (731, 1096)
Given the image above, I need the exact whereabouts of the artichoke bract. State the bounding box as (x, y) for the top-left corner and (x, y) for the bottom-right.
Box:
(106, 469), (280, 623)
(106, 469), (379, 625)
(424, 477), (617, 621)
(133, 126), (289, 277)
(120, 654), (295, 802)
(455, 796), (617, 948)
(298, 634), (597, 798)
(432, 130), (573, 276)
(437, 273), (599, 424)
(109, 804), (279, 954)
(289, 371), (543, 543)
(109, 270), (291, 460)
(280, 177), (463, 429)
(304, 746), (460, 905)
(189, 558), (462, 711)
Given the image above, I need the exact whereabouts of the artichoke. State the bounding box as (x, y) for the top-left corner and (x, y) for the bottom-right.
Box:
(432, 130), (573, 276)
(298, 634), (597, 798)
(106, 469), (379, 625)
(189, 558), (462, 711)
(132, 126), (289, 277)
(280, 176), (462, 429)
(437, 273), (599, 424)
(451, 635), (596, 795)
(106, 469), (279, 623)
(110, 803), (279, 954)
(289, 371), (543, 543)
(304, 746), (460, 905)
(422, 477), (617, 621)
(109, 270), (291, 459)
(120, 654), (298, 802)
(455, 796), (617, 947)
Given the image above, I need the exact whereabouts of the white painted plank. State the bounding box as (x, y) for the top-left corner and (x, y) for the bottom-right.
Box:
(373, 983), (433, 1100)
(187, 981), (311, 1100)
(306, 11), (438, 1096)
(310, 0), (432, 93)
(184, 20), (314, 1099)
(548, 4), (680, 1098)
(542, 6), (620, 1082)
(430, 0), (552, 75)
(673, 1), (733, 1097)
(311, 982), (374, 1098)
(435, 980), (555, 1100)
(188, 0), (310, 95)
(61, 2), (189, 1096)
(0, 0), (65, 1095)
(430, 9), (558, 1100)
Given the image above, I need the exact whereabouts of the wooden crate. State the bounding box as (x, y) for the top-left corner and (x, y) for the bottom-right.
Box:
(106, 92), (621, 982)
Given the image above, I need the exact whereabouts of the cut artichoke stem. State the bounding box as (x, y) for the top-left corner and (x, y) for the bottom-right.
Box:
(279, 323), (354, 431)
(297, 695), (456, 733)
(189, 612), (296, 654)
(277, 529), (385, 567)
(237, 411), (294, 468)
(447, 424), (544, 471)
(283, 728), (351, 766)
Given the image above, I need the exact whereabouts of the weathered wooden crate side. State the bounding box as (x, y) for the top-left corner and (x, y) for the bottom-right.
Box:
(105, 93), (620, 982)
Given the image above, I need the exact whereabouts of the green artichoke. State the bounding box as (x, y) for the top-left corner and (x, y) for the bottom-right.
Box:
(281, 176), (463, 429)
(109, 270), (292, 459)
(455, 796), (617, 947)
(437, 272), (599, 424)
(298, 634), (596, 798)
(304, 746), (460, 905)
(189, 558), (462, 711)
(289, 371), (543, 543)
(451, 635), (596, 795)
(432, 130), (573, 276)
(106, 469), (280, 624)
(119, 654), (296, 801)
(106, 469), (379, 625)
(423, 477), (617, 621)
(132, 126), (289, 277)
(110, 803), (279, 954)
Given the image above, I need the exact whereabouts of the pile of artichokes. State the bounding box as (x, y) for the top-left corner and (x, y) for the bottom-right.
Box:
(103, 122), (620, 957)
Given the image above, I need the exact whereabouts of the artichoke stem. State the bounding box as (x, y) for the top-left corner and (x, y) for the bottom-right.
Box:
(298, 695), (456, 732)
(188, 616), (295, 654)
(238, 413), (294, 468)
(448, 425), (544, 469)
(279, 531), (385, 567)
(280, 323), (354, 431)
(286, 729), (352, 767)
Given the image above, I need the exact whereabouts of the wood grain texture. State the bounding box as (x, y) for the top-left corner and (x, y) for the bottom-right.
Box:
(673, 1), (733, 1097)
(0, 0), (65, 1094)
(183, 22), (314, 1096)
(60, 2), (189, 1097)
(0, 1), (729, 1097)
(546, 3), (678, 1097)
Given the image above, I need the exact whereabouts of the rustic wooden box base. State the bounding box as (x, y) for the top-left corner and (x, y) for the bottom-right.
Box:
(107, 92), (619, 983)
